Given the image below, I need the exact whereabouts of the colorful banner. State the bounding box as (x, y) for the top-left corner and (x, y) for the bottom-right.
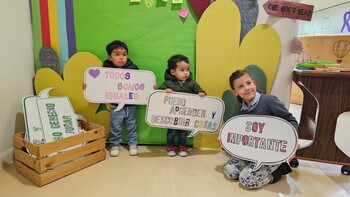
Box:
(32, 0), (76, 72)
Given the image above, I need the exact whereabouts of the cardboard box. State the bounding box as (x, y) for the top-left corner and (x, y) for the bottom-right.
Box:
(13, 121), (106, 186)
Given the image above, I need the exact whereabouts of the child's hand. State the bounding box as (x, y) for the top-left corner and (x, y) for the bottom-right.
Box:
(165, 89), (173, 94)
(153, 84), (158, 90)
(82, 83), (87, 90)
(198, 92), (205, 97)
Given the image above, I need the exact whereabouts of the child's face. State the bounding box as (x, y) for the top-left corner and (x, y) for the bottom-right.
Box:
(108, 47), (128, 68)
(170, 61), (190, 81)
(231, 73), (257, 105)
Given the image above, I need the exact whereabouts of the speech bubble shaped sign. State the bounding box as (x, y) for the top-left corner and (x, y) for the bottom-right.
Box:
(22, 88), (53, 144)
(146, 90), (224, 137)
(220, 115), (298, 170)
(23, 88), (84, 157)
(84, 67), (156, 111)
(36, 97), (81, 143)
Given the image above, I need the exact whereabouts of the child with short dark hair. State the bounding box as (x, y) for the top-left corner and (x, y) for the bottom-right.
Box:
(104, 40), (139, 157)
(224, 70), (298, 188)
(158, 54), (205, 157)
(83, 40), (139, 157)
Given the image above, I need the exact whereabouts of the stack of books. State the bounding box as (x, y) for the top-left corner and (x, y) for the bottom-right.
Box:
(295, 61), (350, 72)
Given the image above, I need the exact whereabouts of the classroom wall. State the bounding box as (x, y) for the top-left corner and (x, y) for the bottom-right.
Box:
(291, 0), (350, 105)
(301, 0), (349, 11)
(0, 0), (34, 169)
(299, 35), (350, 66)
(299, 1), (350, 35)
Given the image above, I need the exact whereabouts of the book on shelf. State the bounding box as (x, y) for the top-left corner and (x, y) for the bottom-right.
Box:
(295, 61), (341, 69)
(295, 61), (350, 72)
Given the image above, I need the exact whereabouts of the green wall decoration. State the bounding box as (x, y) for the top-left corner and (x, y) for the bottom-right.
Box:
(31, 0), (199, 145)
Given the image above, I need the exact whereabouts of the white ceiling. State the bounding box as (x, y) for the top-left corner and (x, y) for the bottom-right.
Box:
(301, 0), (349, 11)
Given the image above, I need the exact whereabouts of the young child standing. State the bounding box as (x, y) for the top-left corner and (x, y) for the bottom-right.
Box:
(158, 54), (206, 157)
(84, 40), (157, 156)
(224, 70), (298, 188)
(103, 40), (139, 157)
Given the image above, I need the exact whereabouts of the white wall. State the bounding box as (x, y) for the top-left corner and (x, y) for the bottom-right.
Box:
(302, 0), (350, 11)
(271, 0), (350, 102)
(0, 0), (34, 169)
(299, 1), (350, 35)
(255, 0), (350, 105)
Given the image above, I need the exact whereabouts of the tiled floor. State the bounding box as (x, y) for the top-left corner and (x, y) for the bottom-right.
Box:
(0, 144), (349, 197)
(289, 103), (350, 194)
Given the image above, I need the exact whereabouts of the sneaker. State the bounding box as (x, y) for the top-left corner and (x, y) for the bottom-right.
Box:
(129, 145), (138, 156)
(110, 146), (120, 157)
(167, 146), (176, 157)
(178, 146), (188, 157)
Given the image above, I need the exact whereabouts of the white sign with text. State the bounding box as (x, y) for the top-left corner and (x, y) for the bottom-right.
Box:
(220, 115), (298, 170)
(36, 97), (80, 143)
(22, 88), (53, 144)
(84, 67), (156, 111)
(146, 90), (224, 137)
(22, 87), (83, 156)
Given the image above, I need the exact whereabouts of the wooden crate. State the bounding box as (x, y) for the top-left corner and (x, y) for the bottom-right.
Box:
(13, 121), (106, 186)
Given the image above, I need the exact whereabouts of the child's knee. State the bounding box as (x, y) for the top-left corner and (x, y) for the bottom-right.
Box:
(239, 169), (260, 189)
(223, 161), (240, 180)
(239, 176), (259, 189)
(239, 167), (272, 189)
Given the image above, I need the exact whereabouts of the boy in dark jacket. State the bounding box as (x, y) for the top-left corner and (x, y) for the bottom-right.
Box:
(83, 40), (139, 157)
(224, 70), (297, 188)
(104, 40), (139, 157)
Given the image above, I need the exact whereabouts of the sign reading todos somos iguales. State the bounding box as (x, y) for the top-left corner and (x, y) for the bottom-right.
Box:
(220, 115), (298, 170)
(146, 90), (224, 137)
(84, 67), (156, 111)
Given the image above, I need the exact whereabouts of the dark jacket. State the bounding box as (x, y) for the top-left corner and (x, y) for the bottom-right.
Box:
(238, 94), (298, 129)
(158, 69), (205, 94)
(237, 94), (296, 178)
(103, 58), (139, 70)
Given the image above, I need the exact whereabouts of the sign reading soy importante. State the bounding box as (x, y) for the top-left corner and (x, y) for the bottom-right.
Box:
(263, 0), (314, 21)
(220, 115), (298, 170)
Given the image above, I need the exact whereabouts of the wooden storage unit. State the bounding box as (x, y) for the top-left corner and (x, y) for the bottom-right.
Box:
(293, 70), (350, 166)
(292, 35), (350, 105)
(13, 121), (106, 186)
